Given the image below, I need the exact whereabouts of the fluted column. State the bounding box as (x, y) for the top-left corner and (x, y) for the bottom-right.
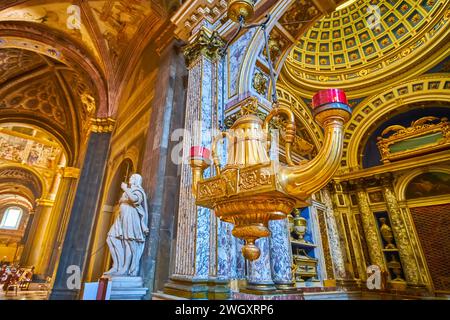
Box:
(379, 174), (422, 286)
(354, 180), (385, 269)
(20, 199), (54, 273)
(164, 30), (227, 299)
(38, 167), (80, 279)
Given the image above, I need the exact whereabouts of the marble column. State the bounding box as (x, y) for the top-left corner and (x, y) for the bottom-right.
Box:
(20, 199), (54, 274)
(164, 31), (227, 299)
(379, 174), (422, 286)
(322, 188), (347, 280)
(354, 180), (385, 269)
(38, 167), (80, 279)
(246, 237), (275, 291)
(268, 219), (294, 289)
(50, 122), (113, 300)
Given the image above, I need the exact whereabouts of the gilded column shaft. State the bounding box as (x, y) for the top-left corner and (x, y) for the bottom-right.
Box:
(39, 167), (80, 278)
(381, 178), (421, 285)
(355, 188), (385, 269)
(21, 199), (54, 273)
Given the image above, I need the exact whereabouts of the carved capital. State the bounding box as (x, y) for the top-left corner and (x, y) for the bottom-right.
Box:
(377, 172), (395, 188)
(352, 178), (367, 191)
(62, 167), (81, 179)
(90, 117), (116, 133)
(183, 29), (226, 67)
(36, 198), (54, 207)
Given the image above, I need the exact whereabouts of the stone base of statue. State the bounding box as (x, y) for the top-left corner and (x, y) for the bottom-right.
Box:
(104, 276), (148, 300)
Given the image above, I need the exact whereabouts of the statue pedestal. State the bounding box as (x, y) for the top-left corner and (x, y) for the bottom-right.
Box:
(106, 276), (148, 300)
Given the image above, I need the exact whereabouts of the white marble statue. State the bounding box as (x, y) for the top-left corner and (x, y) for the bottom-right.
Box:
(104, 173), (149, 277)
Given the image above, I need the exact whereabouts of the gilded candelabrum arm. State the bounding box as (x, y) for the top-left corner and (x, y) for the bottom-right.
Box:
(279, 116), (346, 199)
(264, 105), (296, 166)
(212, 132), (232, 174)
(190, 146), (211, 195)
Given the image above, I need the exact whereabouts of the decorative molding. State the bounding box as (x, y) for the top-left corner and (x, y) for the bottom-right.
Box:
(62, 167), (81, 179)
(380, 174), (421, 285)
(341, 74), (450, 170)
(171, 0), (228, 41)
(36, 198), (54, 207)
(90, 117), (116, 133)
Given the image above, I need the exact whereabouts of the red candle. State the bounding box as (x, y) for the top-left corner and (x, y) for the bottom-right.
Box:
(190, 146), (211, 159)
(312, 89), (348, 109)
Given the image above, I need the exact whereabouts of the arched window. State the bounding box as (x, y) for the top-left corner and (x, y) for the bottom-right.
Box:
(0, 207), (23, 230)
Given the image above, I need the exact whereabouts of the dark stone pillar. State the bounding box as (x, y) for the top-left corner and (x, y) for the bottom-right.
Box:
(139, 41), (187, 298)
(49, 130), (111, 300)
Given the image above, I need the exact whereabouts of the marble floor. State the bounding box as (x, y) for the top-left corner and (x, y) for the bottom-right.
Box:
(0, 284), (49, 300)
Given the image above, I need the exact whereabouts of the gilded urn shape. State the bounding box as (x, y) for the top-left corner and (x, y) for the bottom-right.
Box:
(293, 209), (308, 242)
(379, 217), (396, 249)
(387, 255), (404, 282)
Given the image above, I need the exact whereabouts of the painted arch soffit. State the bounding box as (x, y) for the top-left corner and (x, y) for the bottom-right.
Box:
(339, 73), (450, 171)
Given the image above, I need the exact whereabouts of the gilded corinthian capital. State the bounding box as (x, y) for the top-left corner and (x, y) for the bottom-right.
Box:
(183, 29), (226, 67)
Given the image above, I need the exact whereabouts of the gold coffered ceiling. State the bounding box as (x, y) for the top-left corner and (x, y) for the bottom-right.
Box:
(281, 0), (450, 95)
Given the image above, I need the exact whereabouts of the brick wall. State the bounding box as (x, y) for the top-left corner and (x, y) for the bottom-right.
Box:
(410, 204), (450, 292)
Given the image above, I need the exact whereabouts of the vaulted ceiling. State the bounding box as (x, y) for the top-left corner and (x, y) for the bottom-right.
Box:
(281, 0), (450, 96)
(0, 0), (184, 163)
(0, 0), (183, 117)
(0, 47), (96, 164)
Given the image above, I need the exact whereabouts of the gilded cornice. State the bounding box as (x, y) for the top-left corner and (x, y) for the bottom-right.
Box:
(61, 167), (81, 179)
(90, 117), (116, 133)
(36, 198), (54, 207)
(334, 149), (450, 183)
(171, 0), (228, 42)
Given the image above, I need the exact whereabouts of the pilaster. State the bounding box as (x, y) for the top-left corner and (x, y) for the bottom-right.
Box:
(379, 174), (422, 287)
(268, 219), (294, 289)
(354, 179), (385, 270)
(50, 127), (112, 300)
(164, 30), (229, 299)
(41, 167), (80, 278)
(322, 187), (347, 280)
(20, 198), (54, 274)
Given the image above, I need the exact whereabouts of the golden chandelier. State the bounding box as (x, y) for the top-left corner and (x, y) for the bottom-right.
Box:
(189, 1), (352, 261)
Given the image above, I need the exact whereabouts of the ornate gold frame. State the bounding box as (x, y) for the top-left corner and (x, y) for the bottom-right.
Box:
(377, 117), (449, 164)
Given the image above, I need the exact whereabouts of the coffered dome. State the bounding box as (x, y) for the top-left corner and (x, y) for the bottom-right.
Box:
(281, 0), (449, 95)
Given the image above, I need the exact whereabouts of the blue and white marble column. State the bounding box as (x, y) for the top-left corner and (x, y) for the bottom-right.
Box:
(165, 30), (229, 299)
(246, 237), (276, 291)
(269, 219), (295, 288)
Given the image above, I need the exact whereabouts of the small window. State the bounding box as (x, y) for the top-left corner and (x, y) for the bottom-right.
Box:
(0, 207), (23, 230)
